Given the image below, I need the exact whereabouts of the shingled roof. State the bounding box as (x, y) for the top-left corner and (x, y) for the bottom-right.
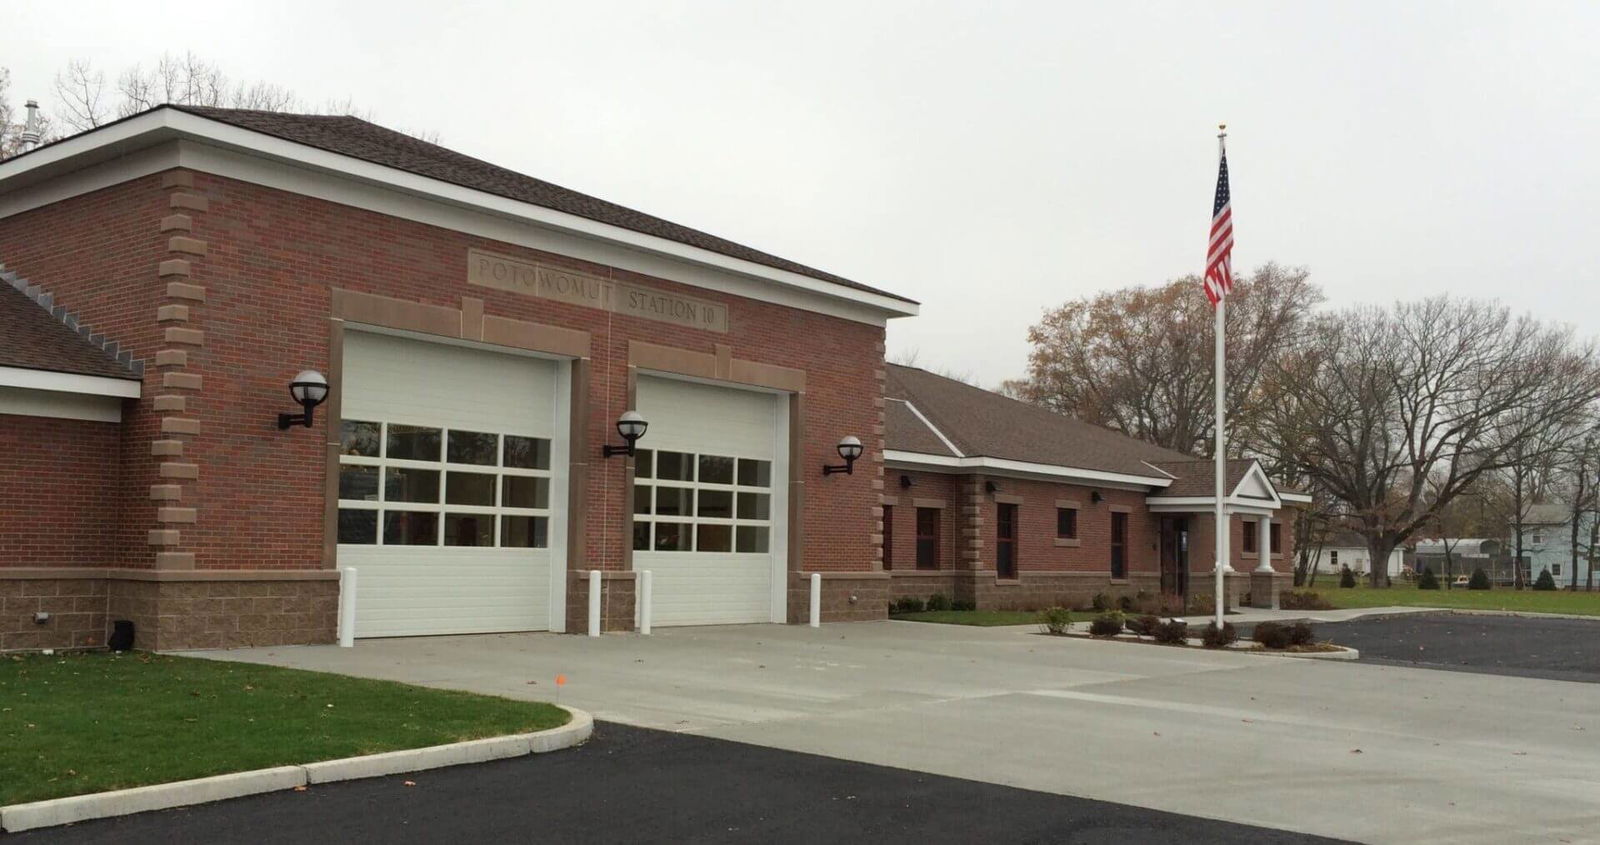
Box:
(0, 282), (140, 380)
(1148, 459), (1261, 497)
(162, 106), (912, 305)
(884, 364), (1197, 480)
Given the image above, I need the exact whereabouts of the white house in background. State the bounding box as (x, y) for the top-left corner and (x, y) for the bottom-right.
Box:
(1514, 503), (1597, 588)
(1309, 531), (1406, 577)
(1412, 538), (1501, 581)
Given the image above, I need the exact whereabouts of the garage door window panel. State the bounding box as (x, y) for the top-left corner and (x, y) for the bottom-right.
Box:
(632, 449), (772, 554)
(337, 419), (552, 549)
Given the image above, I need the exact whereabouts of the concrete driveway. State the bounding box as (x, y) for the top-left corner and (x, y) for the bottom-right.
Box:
(194, 621), (1600, 844)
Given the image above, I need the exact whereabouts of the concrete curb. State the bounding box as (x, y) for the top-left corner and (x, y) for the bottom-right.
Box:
(0, 707), (592, 833)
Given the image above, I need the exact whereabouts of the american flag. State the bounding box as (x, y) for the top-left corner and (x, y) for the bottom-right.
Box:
(1204, 147), (1234, 305)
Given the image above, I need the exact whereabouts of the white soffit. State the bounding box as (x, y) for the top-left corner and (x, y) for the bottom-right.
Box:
(0, 109), (918, 326)
(884, 449), (1172, 489)
(0, 366), (141, 398)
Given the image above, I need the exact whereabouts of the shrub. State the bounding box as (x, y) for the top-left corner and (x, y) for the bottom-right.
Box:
(1038, 607), (1073, 634)
(891, 597), (925, 614)
(1152, 619), (1189, 644)
(1280, 590), (1333, 611)
(1125, 614), (1160, 636)
(1117, 594), (1135, 612)
(1185, 592), (1217, 614)
(1286, 621), (1315, 646)
(951, 599), (976, 612)
(1252, 621), (1291, 649)
(925, 593), (951, 612)
(1339, 566), (1356, 588)
(1533, 569), (1557, 591)
(1201, 621), (1238, 648)
(1090, 592), (1113, 612)
(1418, 567), (1440, 590)
(1468, 568), (1491, 590)
(1088, 611), (1124, 637)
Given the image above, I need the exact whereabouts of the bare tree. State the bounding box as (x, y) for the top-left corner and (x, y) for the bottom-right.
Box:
(1008, 263), (1322, 456)
(52, 59), (110, 132)
(1263, 297), (1600, 587)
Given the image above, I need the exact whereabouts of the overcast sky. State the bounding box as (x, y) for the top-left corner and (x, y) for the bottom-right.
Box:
(8, 1), (1598, 386)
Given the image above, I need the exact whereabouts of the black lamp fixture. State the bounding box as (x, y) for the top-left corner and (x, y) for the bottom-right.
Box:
(823, 435), (864, 475)
(603, 410), (648, 458)
(276, 370), (329, 430)
(1091, 490), (1105, 504)
(985, 480), (1000, 494)
(899, 474), (913, 489)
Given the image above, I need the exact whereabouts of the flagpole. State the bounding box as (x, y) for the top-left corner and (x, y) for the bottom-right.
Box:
(1213, 125), (1229, 629)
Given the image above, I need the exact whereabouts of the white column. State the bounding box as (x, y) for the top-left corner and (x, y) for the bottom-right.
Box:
(587, 569), (602, 637)
(1255, 516), (1274, 573)
(638, 570), (653, 636)
(809, 572), (822, 628)
(338, 567), (357, 648)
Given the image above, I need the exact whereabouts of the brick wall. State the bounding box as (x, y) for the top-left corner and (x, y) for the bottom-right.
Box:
(0, 176), (168, 569)
(0, 414), (121, 568)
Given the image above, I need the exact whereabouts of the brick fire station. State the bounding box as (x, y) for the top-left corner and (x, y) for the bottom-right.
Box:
(0, 106), (1304, 651)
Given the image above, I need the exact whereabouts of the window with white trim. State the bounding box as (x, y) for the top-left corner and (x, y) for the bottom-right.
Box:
(336, 420), (552, 548)
(631, 449), (772, 553)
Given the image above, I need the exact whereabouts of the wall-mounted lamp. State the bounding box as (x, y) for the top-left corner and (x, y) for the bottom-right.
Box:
(823, 435), (863, 475)
(899, 474), (913, 489)
(276, 370), (329, 430)
(603, 410), (648, 458)
(985, 480), (1000, 494)
(1091, 490), (1104, 504)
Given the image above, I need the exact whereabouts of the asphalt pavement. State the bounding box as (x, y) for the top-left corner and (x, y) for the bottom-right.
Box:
(13, 723), (1344, 845)
(1316, 612), (1600, 683)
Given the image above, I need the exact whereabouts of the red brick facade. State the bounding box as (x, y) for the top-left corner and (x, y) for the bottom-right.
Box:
(0, 166), (888, 648)
(884, 467), (1297, 612)
(0, 415), (122, 568)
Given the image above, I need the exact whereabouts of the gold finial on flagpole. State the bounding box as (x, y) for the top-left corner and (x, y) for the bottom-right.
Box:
(1218, 123), (1227, 136)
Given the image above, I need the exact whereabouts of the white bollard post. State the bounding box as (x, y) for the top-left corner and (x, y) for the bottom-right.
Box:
(639, 570), (653, 636)
(338, 567), (357, 648)
(588, 569), (602, 637)
(809, 572), (822, 628)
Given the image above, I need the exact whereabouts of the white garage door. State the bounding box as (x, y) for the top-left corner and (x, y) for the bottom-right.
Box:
(336, 330), (567, 637)
(633, 376), (787, 626)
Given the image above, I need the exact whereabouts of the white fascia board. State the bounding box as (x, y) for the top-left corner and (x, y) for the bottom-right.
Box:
(0, 109), (915, 324)
(883, 449), (1172, 489)
(1145, 495), (1285, 515)
(0, 366), (141, 398)
(1279, 492), (1314, 504)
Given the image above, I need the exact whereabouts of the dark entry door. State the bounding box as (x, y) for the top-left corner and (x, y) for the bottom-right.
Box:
(997, 504), (1018, 579)
(1159, 516), (1189, 596)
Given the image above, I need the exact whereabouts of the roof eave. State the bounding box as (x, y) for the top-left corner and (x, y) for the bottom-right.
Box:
(0, 107), (918, 320)
(884, 449), (1173, 489)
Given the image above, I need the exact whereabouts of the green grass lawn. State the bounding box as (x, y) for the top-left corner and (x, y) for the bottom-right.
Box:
(0, 652), (569, 805)
(892, 610), (1043, 626)
(1296, 582), (1600, 617)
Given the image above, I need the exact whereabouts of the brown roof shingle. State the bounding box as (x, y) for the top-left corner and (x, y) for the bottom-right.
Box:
(884, 364), (1196, 479)
(0, 283), (139, 380)
(1148, 459), (1259, 497)
(166, 106), (914, 306)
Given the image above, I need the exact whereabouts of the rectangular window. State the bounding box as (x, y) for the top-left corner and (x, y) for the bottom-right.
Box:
(1110, 512), (1128, 579)
(1330, 550), (1339, 566)
(1552, 564), (1562, 577)
(1242, 521), (1257, 554)
(916, 507), (940, 570)
(1269, 523), (1282, 554)
(882, 505), (894, 570)
(997, 504), (1018, 579)
(336, 421), (552, 548)
(1056, 507), (1077, 540)
(630, 451), (773, 554)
